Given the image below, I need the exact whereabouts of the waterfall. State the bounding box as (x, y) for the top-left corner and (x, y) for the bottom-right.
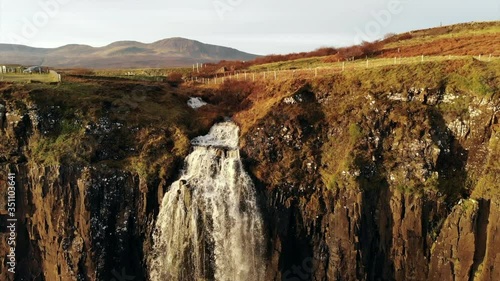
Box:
(149, 121), (266, 281)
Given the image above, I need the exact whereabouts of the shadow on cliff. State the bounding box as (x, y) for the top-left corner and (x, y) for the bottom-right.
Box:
(352, 104), (471, 281)
(427, 107), (470, 203)
(241, 84), (330, 281)
(355, 160), (395, 280)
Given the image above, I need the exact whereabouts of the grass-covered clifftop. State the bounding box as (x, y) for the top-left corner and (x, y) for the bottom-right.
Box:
(0, 76), (223, 183)
(2, 56), (497, 198)
(229, 58), (498, 204)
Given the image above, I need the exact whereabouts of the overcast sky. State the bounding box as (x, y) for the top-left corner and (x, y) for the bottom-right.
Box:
(0, 0), (498, 55)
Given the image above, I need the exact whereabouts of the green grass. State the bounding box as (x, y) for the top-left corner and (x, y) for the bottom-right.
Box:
(237, 57), (499, 199)
(30, 120), (89, 165)
(473, 130), (500, 200)
(384, 22), (500, 49)
(0, 72), (59, 83)
(240, 22), (499, 74)
(18, 78), (218, 183)
(242, 55), (499, 77)
(348, 123), (363, 144)
(31, 132), (88, 165)
(237, 58), (499, 140)
(90, 67), (191, 81)
(248, 56), (326, 71)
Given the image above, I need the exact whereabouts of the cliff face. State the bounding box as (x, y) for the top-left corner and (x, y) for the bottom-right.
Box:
(238, 60), (500, 281)
(0, 59), (499, 281)
(2, 164), (145, 281)
(0, 80), (204, 281)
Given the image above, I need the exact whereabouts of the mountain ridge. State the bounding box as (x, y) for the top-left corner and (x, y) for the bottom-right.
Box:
(0, 37), (258, 68)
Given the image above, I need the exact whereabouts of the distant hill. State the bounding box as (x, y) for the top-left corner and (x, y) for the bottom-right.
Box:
(0, 37), (258, 69)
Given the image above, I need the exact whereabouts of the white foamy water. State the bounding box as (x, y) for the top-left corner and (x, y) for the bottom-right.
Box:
(187, 97), (208, 109)
(190, 121), (240, 149)
(149, 121), (266, 281)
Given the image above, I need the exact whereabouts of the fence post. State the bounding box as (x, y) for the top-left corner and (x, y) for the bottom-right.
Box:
(421, 55), (424, 62)
(489, 54), (492, 61)
(274, 71), (277, 80)
(366, 59), (369, 68)
(342, 62), (345, 71)
(315, 68), (318, 77)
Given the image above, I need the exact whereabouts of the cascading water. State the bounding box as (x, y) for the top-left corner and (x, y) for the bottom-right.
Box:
(149, 121), (266, 281)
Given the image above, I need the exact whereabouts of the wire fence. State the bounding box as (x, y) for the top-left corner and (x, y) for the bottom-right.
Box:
(190, 55), (498, 85)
